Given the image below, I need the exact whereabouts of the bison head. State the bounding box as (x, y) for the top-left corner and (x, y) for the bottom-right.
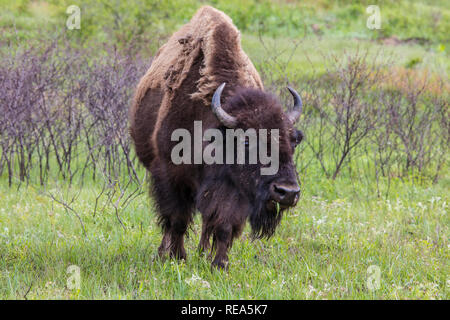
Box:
(203, 83), (304, 238)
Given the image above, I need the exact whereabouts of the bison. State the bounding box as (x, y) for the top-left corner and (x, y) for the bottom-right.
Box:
(129, 6), (304, 269)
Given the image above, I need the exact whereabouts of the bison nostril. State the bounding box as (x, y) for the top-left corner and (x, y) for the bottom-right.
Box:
(271, 183), (300, 204)
(274, 185), (287, 198)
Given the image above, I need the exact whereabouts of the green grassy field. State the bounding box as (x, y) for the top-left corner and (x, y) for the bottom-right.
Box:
(1, 173), (448, 299)
(0, 0), (449, 299)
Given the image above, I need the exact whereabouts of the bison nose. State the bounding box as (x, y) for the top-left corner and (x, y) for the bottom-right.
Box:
(270, 183), (300, 207)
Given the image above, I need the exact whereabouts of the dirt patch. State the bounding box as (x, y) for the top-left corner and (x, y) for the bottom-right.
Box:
(378, 36), (431, 46)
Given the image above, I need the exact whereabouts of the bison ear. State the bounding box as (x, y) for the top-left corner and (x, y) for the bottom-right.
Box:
(211, 83), (238, 128)
(286, 87), (303, 124)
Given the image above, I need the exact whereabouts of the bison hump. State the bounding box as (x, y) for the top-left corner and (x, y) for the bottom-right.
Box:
(134, 5), (263, 109)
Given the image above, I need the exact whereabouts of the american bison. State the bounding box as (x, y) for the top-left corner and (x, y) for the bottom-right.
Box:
(129, 6), (304, 269)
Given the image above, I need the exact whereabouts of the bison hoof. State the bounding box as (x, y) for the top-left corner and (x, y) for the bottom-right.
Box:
(169, 247), (187, 261)
(158, 248), (168, 260)
(172, 253), (187, 261)
(212, 260), (228, 271)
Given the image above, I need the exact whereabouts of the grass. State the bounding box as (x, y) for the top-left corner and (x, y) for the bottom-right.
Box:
(3, 0), (450, 41)
(242, 34), (450, 78)
(0, 171), (448, 299)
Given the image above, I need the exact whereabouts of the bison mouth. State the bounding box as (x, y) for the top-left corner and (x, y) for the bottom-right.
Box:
(266, 199), (290, 212)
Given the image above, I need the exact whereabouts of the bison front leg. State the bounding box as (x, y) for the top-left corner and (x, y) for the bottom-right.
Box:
(158, 213), (191, 260)
(211, 224), (233, 269)
(198, 222), (212, 254)
(198, 194), (246, 269)
(169, 218), (190, 259)
(158, 231), (172, 257)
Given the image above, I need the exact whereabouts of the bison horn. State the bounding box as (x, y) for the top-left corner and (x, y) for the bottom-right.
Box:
(286, 87), (303, 123)
(212, 83), (238, 128)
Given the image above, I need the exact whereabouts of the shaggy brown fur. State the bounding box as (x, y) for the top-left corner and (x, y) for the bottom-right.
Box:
(129, 6), (303, 269)
(130, 6), (263, 164)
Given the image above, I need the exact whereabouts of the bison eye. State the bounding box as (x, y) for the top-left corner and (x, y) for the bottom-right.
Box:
(292, 129), (304, 146)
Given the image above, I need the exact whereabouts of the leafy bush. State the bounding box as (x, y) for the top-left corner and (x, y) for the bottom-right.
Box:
(0, 40), (447, 196)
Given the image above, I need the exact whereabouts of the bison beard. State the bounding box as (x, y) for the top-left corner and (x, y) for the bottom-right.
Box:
(129, 6), (304, 269)
(251, 183), (286, 239)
